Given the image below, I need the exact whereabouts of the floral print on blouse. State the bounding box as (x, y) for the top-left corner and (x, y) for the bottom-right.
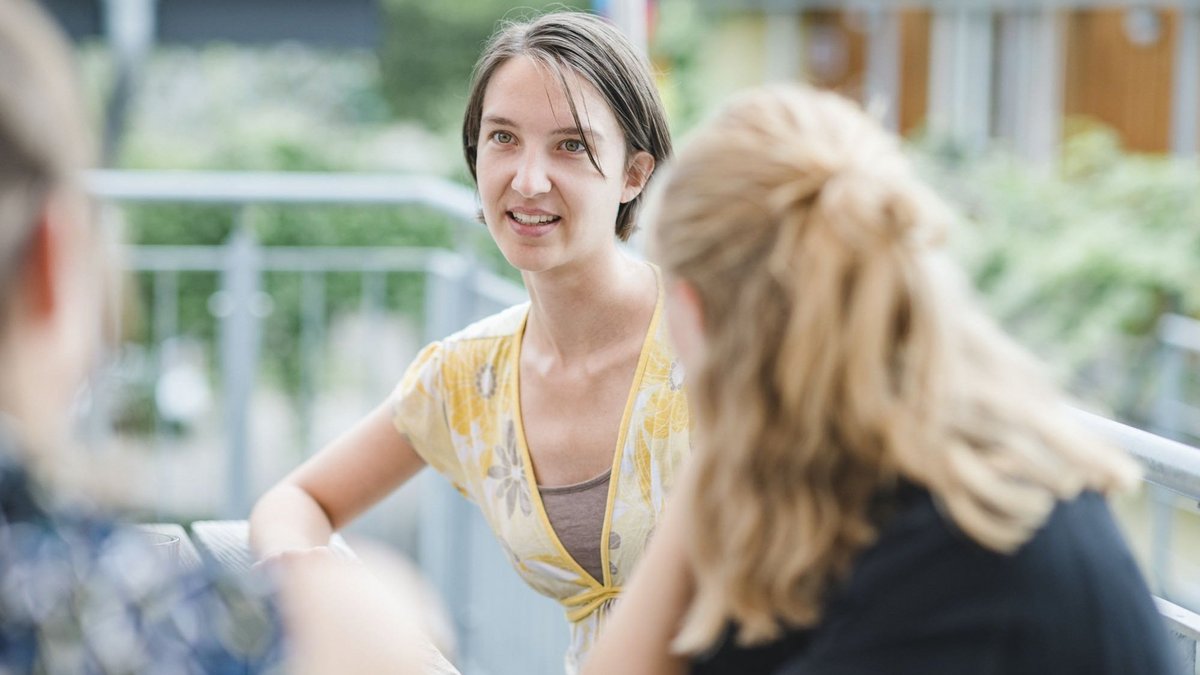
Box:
(391, 272), (691, 674)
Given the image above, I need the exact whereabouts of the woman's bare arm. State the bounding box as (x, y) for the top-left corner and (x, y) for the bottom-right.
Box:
(249, 399), (426, 559)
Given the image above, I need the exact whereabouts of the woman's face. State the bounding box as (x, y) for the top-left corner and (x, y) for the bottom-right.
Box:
(475, 55), (651, 274)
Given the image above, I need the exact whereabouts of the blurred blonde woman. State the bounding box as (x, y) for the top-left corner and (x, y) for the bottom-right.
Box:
(584, 84), (1178, 675)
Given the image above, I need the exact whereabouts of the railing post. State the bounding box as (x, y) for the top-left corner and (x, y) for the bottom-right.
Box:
(1151, 314), (1198, 600)
(214, 219), (265, 518)
(298, 271), (325, 457)
(419, 252), (478, 665)
(361, 271), (387, 403)
(151, 270), (178, 518)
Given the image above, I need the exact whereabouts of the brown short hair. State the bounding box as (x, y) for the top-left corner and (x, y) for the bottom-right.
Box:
(462, 11), (671, 241)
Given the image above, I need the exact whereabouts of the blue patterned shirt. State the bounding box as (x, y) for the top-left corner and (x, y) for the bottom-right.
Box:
(0, 435), (285, 674)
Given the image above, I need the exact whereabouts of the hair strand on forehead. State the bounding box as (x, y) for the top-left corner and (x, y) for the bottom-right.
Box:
(537, 55), (606, 179)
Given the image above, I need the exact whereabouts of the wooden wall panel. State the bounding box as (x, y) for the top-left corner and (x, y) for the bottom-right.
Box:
(797, 9), (929, 137)
(1063, 9), (1178, 152)
(899, 9), (932, 136)
(803, 10), (867, 102)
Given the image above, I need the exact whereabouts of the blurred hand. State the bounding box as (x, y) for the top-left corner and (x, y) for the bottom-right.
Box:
(277, 544), (460, 674)
(251, 545), (350, 576)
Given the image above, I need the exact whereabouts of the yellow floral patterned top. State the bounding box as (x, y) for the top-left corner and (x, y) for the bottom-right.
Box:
(390, 276), (690, 674)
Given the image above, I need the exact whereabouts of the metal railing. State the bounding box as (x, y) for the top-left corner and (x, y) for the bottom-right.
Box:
(88, 170), (569, 675)
(88, 170), (498, 514)
(1077, 408), (1200, 674)
(1143, 312), (1200, 673)
(87, 170), (1200, 675)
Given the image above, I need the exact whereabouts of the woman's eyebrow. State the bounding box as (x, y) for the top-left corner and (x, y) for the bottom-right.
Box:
(481, 115), (603, 142)
(551, 125), (603, 142)
(481, 115), (519, 128)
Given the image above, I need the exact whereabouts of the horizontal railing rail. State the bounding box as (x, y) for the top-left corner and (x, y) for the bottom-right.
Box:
(88, 169), (479, 214)
(1077, 408), (1200, 502)
(1076, 409), (1200, 673)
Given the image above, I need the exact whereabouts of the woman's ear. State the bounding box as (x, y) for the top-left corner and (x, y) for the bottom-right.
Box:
(22, 192), (88, 325)
(621, 151), (655, 204)
(23, 208), (62, 321)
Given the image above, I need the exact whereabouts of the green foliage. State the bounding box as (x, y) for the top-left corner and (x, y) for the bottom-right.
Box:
(378, 0), (586, 129)
(914, 124), (1200, 421)
(650, 0), (712, 135)
(107, 46), (484, 435)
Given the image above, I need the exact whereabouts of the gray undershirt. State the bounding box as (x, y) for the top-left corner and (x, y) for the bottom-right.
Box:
(539, 470), (612, 583)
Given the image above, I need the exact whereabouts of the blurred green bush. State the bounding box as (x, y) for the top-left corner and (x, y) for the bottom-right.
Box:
(915, 122), (1200, 424)
(378, 0), (585, 130)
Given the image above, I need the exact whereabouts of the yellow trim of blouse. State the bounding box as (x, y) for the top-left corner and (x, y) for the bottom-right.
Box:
(389, 264), (690, 674)
(511, 266), (663, 616)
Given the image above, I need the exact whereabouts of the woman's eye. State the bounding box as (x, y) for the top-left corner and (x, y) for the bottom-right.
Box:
(492, 131), (514, 144)
(562, 139), (586, 153)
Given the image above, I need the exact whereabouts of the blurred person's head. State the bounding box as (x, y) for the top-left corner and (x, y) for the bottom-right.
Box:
(0, 0), (107, 452)
(648, 85), (1140, 651)
(461, 10), (671, 271)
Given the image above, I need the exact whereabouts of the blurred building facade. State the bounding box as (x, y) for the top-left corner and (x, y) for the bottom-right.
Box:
(697, 1), (1200, 159)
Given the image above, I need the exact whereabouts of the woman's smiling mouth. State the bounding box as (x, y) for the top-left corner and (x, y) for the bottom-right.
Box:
(507, 209), (562, 237)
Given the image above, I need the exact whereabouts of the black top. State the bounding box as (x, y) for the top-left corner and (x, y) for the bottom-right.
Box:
(693, 485), (1180, 675)
(0, 427), (285, 673)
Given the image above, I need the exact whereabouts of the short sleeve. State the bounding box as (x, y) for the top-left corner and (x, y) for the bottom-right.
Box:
(391, 341), (470, 498)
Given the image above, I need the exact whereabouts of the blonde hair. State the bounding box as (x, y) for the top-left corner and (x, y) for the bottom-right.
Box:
(648, 85), (1140, 652)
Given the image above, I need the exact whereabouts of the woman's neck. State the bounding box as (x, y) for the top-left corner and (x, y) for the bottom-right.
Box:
(521, 249), (656, 362)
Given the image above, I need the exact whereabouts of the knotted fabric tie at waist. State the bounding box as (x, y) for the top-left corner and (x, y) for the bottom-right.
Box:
(563, 585), (623, 622)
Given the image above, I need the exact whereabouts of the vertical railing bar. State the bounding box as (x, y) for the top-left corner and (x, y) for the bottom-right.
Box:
(418, 255), (477, 665)
(220, 208), (264, 518)
(152, 269), (178, 521)
(1153, 315), (1193, 602)
(300, 271), (326, 456)
(361, 270), (387, 403)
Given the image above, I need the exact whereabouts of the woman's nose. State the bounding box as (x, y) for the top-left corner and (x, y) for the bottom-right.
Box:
(512, 149), (551, 198)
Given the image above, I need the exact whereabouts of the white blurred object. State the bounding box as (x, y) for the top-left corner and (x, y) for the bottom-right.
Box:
(1124, 8), (1163, 47)
(155, 338), (212, 426)
(607, 0), (648, 57)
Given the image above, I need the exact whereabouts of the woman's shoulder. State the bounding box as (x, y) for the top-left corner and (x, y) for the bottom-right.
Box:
(766, 488), (1173, 674)
(398, 302), (529, 399)
(1012, 490), (1154, 600)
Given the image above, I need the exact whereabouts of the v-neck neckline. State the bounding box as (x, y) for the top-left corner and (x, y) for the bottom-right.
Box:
(509, 264), (663, 588)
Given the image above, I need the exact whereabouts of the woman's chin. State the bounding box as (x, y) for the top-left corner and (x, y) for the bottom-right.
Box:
(496, 244), (562, 275)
